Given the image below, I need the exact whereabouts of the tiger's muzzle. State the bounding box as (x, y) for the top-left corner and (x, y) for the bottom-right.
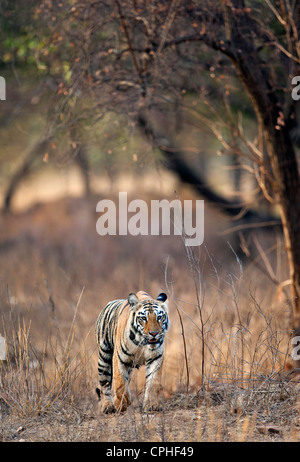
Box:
(147, 331), (162, 344)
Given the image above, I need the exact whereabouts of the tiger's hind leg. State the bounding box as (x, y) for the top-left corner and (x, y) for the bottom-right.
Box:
(97, 349), (115, 414)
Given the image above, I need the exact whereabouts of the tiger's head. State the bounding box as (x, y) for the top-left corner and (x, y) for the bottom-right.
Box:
(128, 292), (169, 347)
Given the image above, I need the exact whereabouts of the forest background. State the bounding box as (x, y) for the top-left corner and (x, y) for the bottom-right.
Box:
(1, 0), (300, 442)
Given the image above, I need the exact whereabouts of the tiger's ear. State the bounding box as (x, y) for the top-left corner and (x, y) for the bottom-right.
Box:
(157, 293), (167, 303)
(128, 293), (139, 311)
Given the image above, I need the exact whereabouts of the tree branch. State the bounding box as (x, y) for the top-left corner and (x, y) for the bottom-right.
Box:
(137, 112), (280, 226)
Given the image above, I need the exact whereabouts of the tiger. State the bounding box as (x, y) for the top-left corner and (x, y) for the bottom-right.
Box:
(95, 290), (170, 413)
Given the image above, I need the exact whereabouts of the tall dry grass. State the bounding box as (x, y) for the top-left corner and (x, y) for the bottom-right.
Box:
(0, 193), (299, 441)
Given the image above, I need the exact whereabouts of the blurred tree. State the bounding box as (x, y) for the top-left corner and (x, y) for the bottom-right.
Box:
(3, 1), (300, 337)
(0, 0), (92, 209)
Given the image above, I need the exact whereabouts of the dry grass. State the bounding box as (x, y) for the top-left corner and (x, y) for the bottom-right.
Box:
(0, 186), (299, 442)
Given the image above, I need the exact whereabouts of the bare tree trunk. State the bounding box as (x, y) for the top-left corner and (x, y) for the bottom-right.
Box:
(74, 144), (91, 197)
(226, 2), (300, 328)
(138, 111), (281, 224)
(265, 126), (300, 329)
(3, 138), (50, 213)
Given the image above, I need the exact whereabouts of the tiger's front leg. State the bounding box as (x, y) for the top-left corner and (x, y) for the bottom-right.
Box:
(112, 351), (132, 413)
(143, 354), (164, 412)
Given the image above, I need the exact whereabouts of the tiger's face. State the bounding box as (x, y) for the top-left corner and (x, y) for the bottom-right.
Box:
(128, 292), (169, 346)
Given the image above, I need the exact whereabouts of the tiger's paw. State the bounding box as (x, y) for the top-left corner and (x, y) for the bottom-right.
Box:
(100, 399), (115, 414)
(114, 391), (131, 413)
(116, 403), (128, 413)
(114, 398), (130, 413)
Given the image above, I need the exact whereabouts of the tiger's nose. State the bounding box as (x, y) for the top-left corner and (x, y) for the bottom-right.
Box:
(149, 331), (159, 337)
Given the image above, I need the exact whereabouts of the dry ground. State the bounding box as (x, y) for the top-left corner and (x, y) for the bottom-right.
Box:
(2, 384), (300, 442)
